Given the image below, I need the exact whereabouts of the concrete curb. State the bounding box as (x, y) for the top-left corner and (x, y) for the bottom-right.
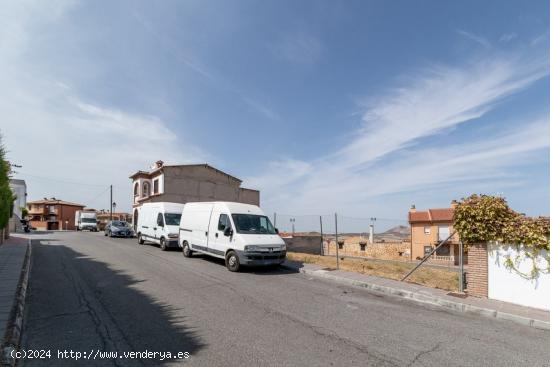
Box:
(283, 263), (550, 331)
(1, 239), (32, 367)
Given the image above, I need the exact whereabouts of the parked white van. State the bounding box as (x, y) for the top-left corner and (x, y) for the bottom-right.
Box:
(179, 202), (286, 271)
(137, 202), (185, 250)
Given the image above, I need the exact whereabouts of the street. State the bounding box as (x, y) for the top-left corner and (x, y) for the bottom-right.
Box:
(22, 231), (550, 366)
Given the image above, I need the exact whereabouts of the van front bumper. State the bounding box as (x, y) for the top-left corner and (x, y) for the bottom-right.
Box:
(236, 250), (287, 266)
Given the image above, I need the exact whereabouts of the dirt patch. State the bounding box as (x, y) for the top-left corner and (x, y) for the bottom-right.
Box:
(287, 252), (458, 292)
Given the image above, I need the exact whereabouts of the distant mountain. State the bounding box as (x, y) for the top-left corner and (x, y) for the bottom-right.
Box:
(380, 225), (410, 237)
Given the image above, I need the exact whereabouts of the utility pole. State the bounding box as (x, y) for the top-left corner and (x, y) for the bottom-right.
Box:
(290, 218), (296, 236)
(109, 185), (113, 221)
(273, 212), (277, 228)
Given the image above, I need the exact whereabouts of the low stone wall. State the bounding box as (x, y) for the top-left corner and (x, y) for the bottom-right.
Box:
(324, 238), (410, 260)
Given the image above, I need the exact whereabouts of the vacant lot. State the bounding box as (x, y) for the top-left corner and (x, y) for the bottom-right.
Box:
(287, 252), (458, 291)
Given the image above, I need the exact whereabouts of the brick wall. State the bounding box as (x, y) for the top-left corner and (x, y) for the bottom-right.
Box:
(467, 243), (488, 297)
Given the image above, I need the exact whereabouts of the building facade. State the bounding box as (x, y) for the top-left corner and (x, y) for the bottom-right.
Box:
(129, 161), (260, 229)
(408, 201), (462, 264)
(9, 179), (27, 219)
(97, 212), (132, 231)
(27, 198), (85, 230)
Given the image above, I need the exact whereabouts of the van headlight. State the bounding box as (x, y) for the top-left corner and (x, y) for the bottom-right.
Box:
(281, 244), (286, 251)
(244, 245), (260, 252)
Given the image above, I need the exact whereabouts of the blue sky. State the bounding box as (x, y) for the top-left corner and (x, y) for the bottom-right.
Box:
(2, 0), (550, 232)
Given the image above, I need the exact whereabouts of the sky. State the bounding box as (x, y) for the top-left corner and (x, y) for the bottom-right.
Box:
(2, 0), (550, 232)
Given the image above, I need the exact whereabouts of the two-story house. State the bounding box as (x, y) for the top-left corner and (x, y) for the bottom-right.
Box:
(408, 201), (462, 264)
(27, 198), (85, 230)
(129, 161), (260, 230)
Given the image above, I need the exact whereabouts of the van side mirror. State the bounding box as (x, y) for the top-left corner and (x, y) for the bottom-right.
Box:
(275, 228), (279, 234)
(223, 227), (233, 237)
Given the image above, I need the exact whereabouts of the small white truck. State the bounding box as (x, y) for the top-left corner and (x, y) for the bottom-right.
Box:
(136, 202), (185, 250)
(75, 211), (98, 231)
(179, 202), (286, 272)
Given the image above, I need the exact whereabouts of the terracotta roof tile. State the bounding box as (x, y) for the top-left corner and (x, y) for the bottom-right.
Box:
(409, 208), (454, 223)
(429, 208), (454, 221)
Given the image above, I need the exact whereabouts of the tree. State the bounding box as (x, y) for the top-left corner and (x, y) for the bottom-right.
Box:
(0, 133), (15, 237)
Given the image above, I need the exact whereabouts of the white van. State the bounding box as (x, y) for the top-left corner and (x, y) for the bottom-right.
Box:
(137, 202), (185, 250)
(179, 202), (286, 271)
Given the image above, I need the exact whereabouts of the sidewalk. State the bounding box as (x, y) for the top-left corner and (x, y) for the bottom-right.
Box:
(282, 260), (550, 331)
(0, 235), (31, 366)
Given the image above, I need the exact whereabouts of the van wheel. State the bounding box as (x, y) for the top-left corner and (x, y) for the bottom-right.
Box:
(138, 234), (145, 245)
(225, 251), (240, 272)
(182, 241), (193, 258)
(160, 238), (167, 251)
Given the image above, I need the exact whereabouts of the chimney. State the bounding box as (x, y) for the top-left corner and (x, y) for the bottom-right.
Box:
(369, 224), (374, 244)
(450, 200), (458, 209)
(410, 204), (416, 213)
(155, 160), (164, 168)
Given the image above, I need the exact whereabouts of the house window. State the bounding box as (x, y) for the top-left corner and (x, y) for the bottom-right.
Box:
(133, 182), (139, 196)
(360, 243), (366, 251)
(338, 241), (344, 250)
(153, 179), (159, 194)
(438, 225), (450, 241)
(424, 226), (431, 235)
(424, 245), (432, 256)
(142, 182), (150, 197)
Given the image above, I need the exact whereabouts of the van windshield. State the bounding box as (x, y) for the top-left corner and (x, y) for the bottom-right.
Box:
(231, 214), (277, 235)
(82, 218), (96, 223)
(165, 213), (181, 226)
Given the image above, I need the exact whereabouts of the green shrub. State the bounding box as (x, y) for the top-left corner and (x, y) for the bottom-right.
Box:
(0, 134), (14, 230)
(454, 194), (550, 250)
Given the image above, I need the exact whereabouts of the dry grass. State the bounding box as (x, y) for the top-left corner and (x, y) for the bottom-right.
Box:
(287, 252), (458, 291)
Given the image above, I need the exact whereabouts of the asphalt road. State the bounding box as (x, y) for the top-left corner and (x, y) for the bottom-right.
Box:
(21, 231), (550, 366)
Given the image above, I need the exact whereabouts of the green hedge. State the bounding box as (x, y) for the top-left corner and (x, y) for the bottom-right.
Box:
(0, 135), (14, 230)
(454, 194), (550, 250)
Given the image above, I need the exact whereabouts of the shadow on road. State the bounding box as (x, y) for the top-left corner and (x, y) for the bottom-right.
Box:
(191, 253), (300, 276)
(24, 240), (204, 366)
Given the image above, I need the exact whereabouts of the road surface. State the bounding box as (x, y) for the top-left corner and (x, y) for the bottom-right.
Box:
(21, 231), (550, 366)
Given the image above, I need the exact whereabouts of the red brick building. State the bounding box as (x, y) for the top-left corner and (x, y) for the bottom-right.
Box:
(27, 198), (85, 230)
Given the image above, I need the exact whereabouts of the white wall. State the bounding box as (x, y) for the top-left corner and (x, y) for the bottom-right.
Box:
(9, 180), (27, 219)
(488, 243), (550, 311)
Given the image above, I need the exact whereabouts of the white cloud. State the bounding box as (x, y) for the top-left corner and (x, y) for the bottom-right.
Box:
(251, 52), (550, 219)
(457, 30), (491, 48)
(0, 0), (203, 212)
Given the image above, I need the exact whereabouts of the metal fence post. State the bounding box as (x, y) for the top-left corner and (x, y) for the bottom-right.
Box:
(319, 216), (324, 256)
(335, 213), (339, 270)
(459, 241), (464, 292)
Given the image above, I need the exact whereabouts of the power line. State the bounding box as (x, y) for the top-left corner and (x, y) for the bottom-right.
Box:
(83, 186), (112, 207)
